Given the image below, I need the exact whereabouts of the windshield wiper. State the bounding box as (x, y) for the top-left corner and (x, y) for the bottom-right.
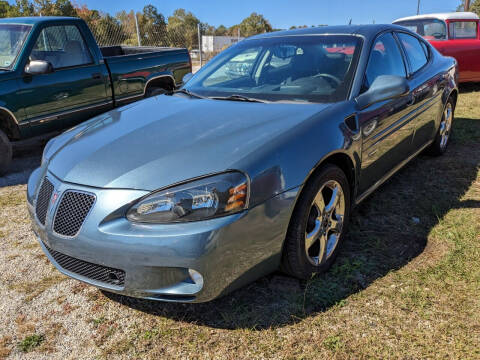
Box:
(210, 94), (268, 103)
(170, 88), (206, 99)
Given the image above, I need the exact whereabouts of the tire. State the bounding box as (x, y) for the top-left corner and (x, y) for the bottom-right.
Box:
(145, 87), (167, 98)
(427, 97), (454, 156)
(281, 164), (351, 279)
(0, 129), (12, 176)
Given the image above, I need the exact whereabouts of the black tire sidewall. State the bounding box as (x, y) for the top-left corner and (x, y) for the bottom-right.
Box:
(0, 129), (12, 176)
(282, 164), (351, 279)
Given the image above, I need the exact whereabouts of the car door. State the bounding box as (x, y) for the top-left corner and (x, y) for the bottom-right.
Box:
(396, 32), (444, 151)
(357, 32), (416, 195)
(19, 23), (110, 135)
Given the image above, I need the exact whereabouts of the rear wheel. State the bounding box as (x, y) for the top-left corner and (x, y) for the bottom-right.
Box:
(281, 164), (350, 279)
(0, 129), (12, 176)
(428, 97), (454, 156)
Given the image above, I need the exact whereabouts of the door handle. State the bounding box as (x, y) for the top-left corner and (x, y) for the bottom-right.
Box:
(91, 73), (102, 80)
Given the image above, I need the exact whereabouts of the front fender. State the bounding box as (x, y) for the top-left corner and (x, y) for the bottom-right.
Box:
(234, 101), (362, 208)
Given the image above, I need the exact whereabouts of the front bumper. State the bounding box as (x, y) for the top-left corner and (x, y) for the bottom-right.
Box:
(27, 168), (299, 302)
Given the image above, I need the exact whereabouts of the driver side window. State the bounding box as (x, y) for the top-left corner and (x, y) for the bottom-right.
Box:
(362, 33), (406, 92)
(30, 25), (92, 70)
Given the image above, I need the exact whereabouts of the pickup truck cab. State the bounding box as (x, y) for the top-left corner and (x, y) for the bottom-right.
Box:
(393, 12), (480, 83)
(0, 16), (191, 174)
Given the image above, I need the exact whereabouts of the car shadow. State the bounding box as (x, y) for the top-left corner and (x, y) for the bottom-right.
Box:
(104, 116), (480, 330)
(459, 82), (480, 93)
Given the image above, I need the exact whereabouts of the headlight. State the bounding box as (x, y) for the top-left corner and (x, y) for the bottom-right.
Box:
(126, 171), (248, 224)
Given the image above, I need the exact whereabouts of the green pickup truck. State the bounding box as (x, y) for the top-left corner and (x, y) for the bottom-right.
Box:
(0, 16), (192, 174)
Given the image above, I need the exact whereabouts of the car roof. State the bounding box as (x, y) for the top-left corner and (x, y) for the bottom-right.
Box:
(394, 12), (479, 23)
(247, 24), (408, 41)
(0, 16), (78, 25)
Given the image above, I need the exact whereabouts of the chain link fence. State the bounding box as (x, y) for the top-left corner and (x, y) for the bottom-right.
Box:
(85, 13), (244, 72)
(85, 15), (189, 49)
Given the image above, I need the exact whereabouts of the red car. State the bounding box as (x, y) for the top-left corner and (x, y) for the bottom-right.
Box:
(394, 12), (480, 83)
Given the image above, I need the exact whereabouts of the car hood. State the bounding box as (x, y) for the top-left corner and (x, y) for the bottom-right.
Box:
(46, 95), (330, 191)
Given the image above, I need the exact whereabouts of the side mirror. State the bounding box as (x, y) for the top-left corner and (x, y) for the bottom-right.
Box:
(25, 60), (53, 75)
(355, 75), (409, 110)
(182, 72), (194, 84)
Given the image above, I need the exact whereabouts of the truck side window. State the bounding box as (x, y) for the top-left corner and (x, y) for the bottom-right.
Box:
(31, 25), (93, 69)
(362, 33), (406, 92)
(397, 33), (428, 74)
(449, 21), (478, 39)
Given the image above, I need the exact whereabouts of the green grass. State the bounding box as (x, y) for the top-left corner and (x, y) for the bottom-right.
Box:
(17, 334), (45, 353)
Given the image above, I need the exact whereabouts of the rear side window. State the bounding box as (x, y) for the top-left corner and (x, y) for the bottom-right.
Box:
(397, 33), (428, 74)
(31, 25), (93, 69)
(449, 21), (478, 39)
(363, 33), (406, 92)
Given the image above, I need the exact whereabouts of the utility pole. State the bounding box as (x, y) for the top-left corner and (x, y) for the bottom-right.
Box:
(197, 23), (203, 67)
(134, 13), (141, 46)
(465, 0), (471, 11)
(417, 0), (421, 15)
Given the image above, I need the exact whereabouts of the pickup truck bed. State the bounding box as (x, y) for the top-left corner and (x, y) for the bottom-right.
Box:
(99, 46), (191, 104)
(0, 16), (191, 174)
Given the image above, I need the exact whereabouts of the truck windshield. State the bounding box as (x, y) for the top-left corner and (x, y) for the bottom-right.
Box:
(0, 24), (32, 69)
(394, 19), (447, 40)
(184, 35), (362, 103)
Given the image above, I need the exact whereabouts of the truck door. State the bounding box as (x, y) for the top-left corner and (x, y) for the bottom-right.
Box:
(19, 23), (111, 135)
(444, 20), (480, 82)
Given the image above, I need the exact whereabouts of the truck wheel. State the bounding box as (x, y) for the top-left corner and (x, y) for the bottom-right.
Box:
(145, 87), (167, 98)
(281, 164), (350, 279)
(0, 129), (12, 176)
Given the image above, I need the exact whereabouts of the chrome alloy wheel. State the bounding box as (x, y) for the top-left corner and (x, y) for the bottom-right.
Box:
(304, 180), (345, 266)
(439, 102), (453, 149)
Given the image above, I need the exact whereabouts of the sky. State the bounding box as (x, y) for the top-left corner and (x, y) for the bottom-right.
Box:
(76, 0), (461, 29)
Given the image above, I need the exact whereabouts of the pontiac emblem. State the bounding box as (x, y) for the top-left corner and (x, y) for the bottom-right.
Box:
(51, 191), (60, 205)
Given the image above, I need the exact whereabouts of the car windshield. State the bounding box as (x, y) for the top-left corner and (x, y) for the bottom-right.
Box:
(394, 19), (447, 40)
(184, 35), (362, 103)
(0, 24), (32, 69)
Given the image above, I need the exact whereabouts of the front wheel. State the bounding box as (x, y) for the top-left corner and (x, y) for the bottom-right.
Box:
(281, 164), (350, 279)
(0, 129), (12, 176)
(427, 97), (454, 156)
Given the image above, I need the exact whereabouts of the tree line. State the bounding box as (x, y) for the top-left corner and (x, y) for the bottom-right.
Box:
(0, 0), (277, 49)
(458, 0), (480, 14)
(1, 0), (478, 49)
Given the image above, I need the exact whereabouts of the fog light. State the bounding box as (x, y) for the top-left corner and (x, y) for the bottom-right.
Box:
(188, 268), (204, 287)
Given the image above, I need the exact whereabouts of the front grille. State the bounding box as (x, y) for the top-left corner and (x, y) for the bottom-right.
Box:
(35, 178), (54, 225)
(53, 191), (95, 237)
(43, 242), (126, 286)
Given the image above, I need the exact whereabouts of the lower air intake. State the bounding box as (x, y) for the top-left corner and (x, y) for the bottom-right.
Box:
(43, 242), (126, 287)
